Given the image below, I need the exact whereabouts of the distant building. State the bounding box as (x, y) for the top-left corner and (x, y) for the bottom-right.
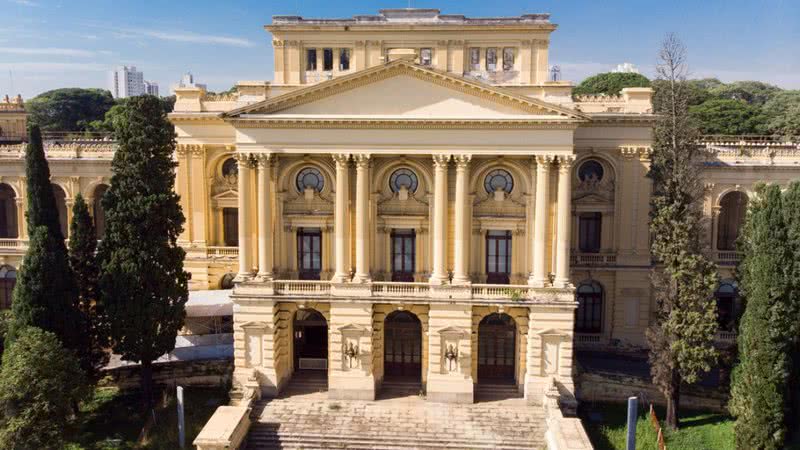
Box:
(177, 72), (207, 91)
(109, 66), (146, 99)
(144, 81), (160, 97)
(612, 62), (639, 74)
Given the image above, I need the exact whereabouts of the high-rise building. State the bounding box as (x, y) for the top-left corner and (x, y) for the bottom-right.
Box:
(144, 80), (160, 97)
(177, 72), (207, 91)
(108, 66), (145, 98)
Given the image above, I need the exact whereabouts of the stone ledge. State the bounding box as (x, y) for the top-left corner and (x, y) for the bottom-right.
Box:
(194, 405), (251, 450)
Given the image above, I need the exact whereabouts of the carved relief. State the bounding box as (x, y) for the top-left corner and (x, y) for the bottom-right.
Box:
(437, 326), (469, 375)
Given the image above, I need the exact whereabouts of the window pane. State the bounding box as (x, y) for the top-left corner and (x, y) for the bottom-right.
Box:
(323, 48), (333, 71)
(339, 48), (350, 70)
(306, 49), (317, 70)
(503, 47), (515, 71)
(470, 48), (480, 70)
(486, 48), (497, 71)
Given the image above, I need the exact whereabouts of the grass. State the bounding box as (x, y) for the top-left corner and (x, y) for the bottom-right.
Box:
(580, 401), (734, 450)
(64, 385), (228, 449)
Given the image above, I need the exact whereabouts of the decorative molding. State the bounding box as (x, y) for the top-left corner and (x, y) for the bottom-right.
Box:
(453, 154), (472, 169)
(432, 154), (451, 167)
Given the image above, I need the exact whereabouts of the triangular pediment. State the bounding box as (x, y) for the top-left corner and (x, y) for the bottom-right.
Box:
(225, 60), (585, 121)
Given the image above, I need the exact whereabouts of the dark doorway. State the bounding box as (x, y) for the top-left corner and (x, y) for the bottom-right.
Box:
(391, 229), (415, 282)
(478, 313), (516, 383)
(384, 310), (422, 380)
(486, 230), (511, 284)
(297, 227), (322, 280)
(293, 309), (328, 371)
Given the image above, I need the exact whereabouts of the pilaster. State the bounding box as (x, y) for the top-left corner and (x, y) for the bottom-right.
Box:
(426, 303), (473, 403)
(328, 302), (376, 400)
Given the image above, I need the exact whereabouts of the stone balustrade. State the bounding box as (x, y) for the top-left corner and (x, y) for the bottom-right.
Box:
(570, 252), (617, 266)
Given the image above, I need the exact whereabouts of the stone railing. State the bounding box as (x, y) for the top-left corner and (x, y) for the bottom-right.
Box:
(543, 381), (593, 450)
(714, 250), (742, 266)
(0, 238), (28, 253)
(570, 252), (617, 266)
(193, 405), (251, 450)
(239, 279), (575, 303)
(715, 330), (737, 344)
(0, 141), (117, 159)
(206, 246), (239, 259)
(574, 333), (603, 347)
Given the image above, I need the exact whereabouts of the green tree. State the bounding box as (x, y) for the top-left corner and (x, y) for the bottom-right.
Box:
(646, 34), (719, 430)
(709, 80), (782, 106)
(781, 182), (800, 443)
(730, 184), (798, 450)
(573, 72), (651, 97)
(68, 193), (108, 380)
(0, 327), (88, 450)
(26, 88), (115, 132)
(0, 310), (10, 360)
(761, 90), (800, 138)
(98, 95), (188, 409)
(87, 95), (176, 133)
(689, 98), (768, 135)
(5, 126), (84, 353)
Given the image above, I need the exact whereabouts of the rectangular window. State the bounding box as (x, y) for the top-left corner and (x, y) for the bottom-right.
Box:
(420, 48), (432, 66)
(391, 229), (416, 282)
(297, 227), (322, 280)
(222, 207), (238, 247)
(502, 47), (515, 71)
(323, 48), (333, 71)
(486, 48), (498, 71)
(306, 49), (317, 71)
(579, 212), (602, 253)
(339, 48), (350, 71)
(470, 47), (481, 71)
(486, 230), (512, 284)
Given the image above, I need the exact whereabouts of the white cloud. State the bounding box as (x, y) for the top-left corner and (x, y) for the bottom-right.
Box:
(0, 47), (98, 57)
(10, 0), (39, 6)
(119, 28), (256, 48)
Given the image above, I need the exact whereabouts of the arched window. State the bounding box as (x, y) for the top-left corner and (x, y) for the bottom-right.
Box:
(221, 158), (238, 179)
(93, 184), (109, 239)
(389, 168), (419, 193)
(0, 265), (16, 309)
(717, 191), (748, 251)
(715, 281), (739, 331)
(296, 167), (325, 193)
(575, 281), (603, 333)
(484, 169), (514, 194)
(0, 183), (18, 239)
(578, 160), (604, 182)
(52, 184), (68, 238)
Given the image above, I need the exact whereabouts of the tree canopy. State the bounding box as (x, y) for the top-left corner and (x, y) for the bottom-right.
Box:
(689, 98), (768, 135)
(87, 95), (176, 133)
(26, 88), (115, 132)
(573, 72), (651, 96)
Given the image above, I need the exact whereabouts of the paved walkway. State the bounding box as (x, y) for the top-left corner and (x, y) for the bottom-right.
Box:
(246, 378), (546, 449)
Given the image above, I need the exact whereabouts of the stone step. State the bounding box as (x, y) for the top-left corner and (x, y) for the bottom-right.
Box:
(245, 432), (544, 450)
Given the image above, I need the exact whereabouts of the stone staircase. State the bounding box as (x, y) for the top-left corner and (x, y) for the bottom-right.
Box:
(474, 382), (524, 403)
(244, 375), (546, 450)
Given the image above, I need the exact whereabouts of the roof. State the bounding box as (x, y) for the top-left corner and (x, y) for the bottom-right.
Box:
(186, 289), (233, 317)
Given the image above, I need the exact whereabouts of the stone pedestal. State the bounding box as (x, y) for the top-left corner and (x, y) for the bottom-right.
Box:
(328, 302), (376, 400)
(426, 304), (473, 403)
(524, 303), (577, 405)
(232, 298), (287, 398)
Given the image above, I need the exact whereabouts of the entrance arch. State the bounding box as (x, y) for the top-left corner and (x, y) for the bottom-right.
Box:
(384, 310), (422, 380)
(293, 309), (328, 371)
(477, 313), (516, 383)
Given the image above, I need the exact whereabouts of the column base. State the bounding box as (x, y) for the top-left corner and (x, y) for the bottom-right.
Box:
(234, 272), (255, 283)
(351, 273), (371, 284)
(330, 273), (350, 283)
(255, 272), (274, 282)
(528, 276), (548, 288)
(552, 279), (572, 289)
(451, 276), (471, 286)
(428, 274), (449, 285)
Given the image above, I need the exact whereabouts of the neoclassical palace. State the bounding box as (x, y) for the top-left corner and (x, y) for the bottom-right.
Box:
(2, 9), (800, 413)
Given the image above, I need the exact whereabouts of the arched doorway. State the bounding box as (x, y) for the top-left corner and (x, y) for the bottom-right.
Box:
(93, 184), (109, 239)
(478, 313), (516, 383)
(384, 310), (422, 381)
(52, 184), (68, 238)
(293, 309), (328, 371)
(717, 191), (748, 251)
(0, 184), (18, 239)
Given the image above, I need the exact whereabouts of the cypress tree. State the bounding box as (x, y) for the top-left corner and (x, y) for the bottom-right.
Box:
(98, 95), (188, 409)
(782, 182), (800, 444)
(730, 184), (794, 449)
(5, 125), (83, 354)
(68, 193), (108, 379)
(646, 34), (719, 429)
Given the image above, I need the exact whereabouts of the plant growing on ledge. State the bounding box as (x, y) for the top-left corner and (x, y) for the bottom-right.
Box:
(646, 33), (719, 430)
(503, 288), (524, 302)
(98, 95), (188, 411)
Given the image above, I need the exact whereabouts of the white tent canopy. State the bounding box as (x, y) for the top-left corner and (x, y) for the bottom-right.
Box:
(185, 289), (233, 317)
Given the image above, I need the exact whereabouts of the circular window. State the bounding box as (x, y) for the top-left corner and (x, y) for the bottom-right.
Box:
(296, 167), (325, 193)
(389, 168), (419, 193)
(578, 160), (604, 182)
(484, 169), (514, 194)
(221, 158), (238, 178)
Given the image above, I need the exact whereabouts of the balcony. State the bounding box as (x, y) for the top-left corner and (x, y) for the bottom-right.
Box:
(713, 251), (742, 266)
(570, 252), (617, 267)
(206, 246), (239, 259)
(0, 238), (28, 255)
(235, 279), (575, 304)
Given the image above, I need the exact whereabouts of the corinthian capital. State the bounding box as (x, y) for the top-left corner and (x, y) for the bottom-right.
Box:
(558, 155), (576, 172)
(432, 154), (451, 168)
(254, 153), (272, 168)
(353, 154), (371, 169)
(535, 154), (554, 168)
(453, 154), (472, 169)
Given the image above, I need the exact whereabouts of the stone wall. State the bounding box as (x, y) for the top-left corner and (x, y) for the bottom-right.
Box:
(101, 358), (233, 391)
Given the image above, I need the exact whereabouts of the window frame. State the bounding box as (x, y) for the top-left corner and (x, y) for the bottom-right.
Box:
(578, 212), (602, 253)
(323, 48), (334, 71)
(390, 229), (416, 282)
(486, 48), (498, 71)
(469, 47), (481, 71)
(576, 282), (603, 333)
(222, 207), (238, 247)
(306, 49), (317, 71)
(297, 227), (323, 280)
(339, 48), (350, 71)
(485, 230), (512, 284)
(502, 47), (515, 71)
(419, 48), (432, 66)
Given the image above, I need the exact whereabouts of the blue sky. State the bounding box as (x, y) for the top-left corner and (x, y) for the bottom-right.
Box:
(2, 0), (798, 99)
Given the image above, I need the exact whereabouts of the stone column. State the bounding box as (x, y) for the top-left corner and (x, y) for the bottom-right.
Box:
(430, 154), (450, 285)
(236, 154), (254, 280)
(452, 155), (471, 285)
(256, 154), (273, 280)
(529, 155), (552, 287)
(554, 155), (574, 288)
(332, 154), (351, 283)
(353, 154), (371, 283)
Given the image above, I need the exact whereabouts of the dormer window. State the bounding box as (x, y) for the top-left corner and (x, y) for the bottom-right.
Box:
(306, 49), (317, 71)
(323, 48), (334, 71)
(470, 48), (480, 71)
(486, 48), (498, 71)
(503, 48), (515, 71)
(420, 48), (432, 66)
(339, 49), (350, 71)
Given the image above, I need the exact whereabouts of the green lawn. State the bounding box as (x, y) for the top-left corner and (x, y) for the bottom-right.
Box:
(65, 385), (228, 449)
(580, 402), (734, 450)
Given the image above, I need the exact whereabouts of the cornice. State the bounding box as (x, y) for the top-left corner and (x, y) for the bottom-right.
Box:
(228, 117), (582, 130)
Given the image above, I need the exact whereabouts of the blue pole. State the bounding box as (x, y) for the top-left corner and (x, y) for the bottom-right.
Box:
(626, 396), (638, 450)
